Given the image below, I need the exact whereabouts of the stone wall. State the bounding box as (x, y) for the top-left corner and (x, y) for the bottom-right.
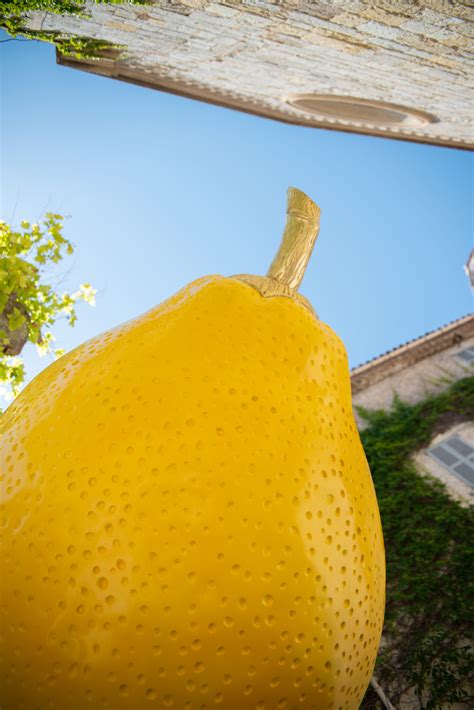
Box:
(350, 318), (474, 505)
(23, 0), (474, 148)
(352, 333), (474, 429)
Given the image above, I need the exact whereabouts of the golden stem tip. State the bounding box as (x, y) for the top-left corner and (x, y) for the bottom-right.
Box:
(266, 187), (321, 291)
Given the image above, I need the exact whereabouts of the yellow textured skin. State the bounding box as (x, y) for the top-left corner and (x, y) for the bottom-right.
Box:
(0, 276), (385, 710)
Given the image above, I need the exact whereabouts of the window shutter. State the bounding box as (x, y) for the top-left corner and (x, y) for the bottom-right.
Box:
(455, 346), (474, 364)
(427, 435), (474, 487)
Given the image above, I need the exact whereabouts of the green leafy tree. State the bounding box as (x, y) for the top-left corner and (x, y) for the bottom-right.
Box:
(0, 213), (96, 403)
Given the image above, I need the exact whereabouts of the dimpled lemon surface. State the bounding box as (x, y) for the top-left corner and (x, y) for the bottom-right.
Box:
(0, 276), (385, 710)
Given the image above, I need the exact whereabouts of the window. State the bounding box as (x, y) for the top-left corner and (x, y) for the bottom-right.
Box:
(455, 346), (474, 364)
(428, 435), (474, 487)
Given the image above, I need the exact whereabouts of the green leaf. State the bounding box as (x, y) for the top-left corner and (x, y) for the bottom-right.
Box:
(0, 213), (96, 402)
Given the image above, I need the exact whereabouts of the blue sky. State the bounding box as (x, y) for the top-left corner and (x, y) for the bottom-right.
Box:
(1, 35), (473, 393)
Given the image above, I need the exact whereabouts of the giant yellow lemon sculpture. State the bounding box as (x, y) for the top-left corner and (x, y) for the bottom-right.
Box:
(0, 189), (385, 709)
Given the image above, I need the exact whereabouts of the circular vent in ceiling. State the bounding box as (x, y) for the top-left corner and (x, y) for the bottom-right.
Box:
(287, 94), (437, 128)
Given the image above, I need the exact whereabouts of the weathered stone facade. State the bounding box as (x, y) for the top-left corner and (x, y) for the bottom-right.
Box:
(351, 314), (474, 427)
(350, 313), (474, 504)
(23, 0), (474, 148)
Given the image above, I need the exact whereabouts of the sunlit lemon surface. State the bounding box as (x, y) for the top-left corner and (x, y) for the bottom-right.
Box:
(1, 276), (385, 709)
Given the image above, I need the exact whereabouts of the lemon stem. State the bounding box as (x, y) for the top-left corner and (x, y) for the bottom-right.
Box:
(266, 187), (321, 291)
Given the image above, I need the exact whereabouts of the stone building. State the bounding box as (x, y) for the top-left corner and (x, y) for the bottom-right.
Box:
(350, 313), (474, 505)
(20, 0), (474, 149)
